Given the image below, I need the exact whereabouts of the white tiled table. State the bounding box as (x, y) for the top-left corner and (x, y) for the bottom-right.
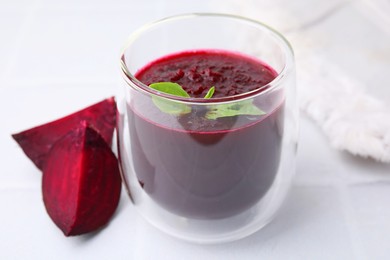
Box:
(1, 0), (390, 259)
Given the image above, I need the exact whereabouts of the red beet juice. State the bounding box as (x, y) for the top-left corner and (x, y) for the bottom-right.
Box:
(128, 50), (284, 219)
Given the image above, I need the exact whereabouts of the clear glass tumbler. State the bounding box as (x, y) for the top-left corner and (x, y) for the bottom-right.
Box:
(117, 13), (298, 244)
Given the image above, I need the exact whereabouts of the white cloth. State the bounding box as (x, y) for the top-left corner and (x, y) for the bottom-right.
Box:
(298, 56), (390, 163)
(215, 0), (390, 163)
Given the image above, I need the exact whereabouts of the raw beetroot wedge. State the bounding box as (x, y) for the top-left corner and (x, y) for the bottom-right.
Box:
(12, 97), (116, 170)
(42, 121), (121, 236)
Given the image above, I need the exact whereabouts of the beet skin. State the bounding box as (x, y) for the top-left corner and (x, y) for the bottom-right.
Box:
(12, 97), (116, 170)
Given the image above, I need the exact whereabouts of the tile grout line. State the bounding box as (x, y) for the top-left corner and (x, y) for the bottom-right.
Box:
(4, 77), (121, 87)
(0, 182), (40, 191)
(293, 177), (390, 188)
(335, 177), (367, 259)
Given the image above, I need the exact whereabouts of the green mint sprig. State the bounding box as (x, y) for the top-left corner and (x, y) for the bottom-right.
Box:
(205, 100), (265, 120)
(204, 86), (215, 99)
(150, 82), (190, 98)
(148, 82), (265, 119)
(149, 82), (191, 115)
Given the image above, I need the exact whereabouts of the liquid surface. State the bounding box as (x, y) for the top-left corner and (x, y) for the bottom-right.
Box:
(129, 50), (283, 219)
(136, 50), (276, 98)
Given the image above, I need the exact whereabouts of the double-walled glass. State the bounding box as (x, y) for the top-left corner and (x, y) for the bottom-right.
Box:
(117, 13), (298, 244)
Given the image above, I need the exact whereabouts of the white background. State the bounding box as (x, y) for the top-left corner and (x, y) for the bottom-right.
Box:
(1, 0), (390, 259)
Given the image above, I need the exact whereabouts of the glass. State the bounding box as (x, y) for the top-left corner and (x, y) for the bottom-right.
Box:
(117, 13), (298, 244)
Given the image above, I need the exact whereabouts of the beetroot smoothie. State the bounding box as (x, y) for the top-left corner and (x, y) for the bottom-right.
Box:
(128, 50), (284, 219)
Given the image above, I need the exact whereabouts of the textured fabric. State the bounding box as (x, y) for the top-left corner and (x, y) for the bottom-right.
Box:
(218, 0), (390, 162)
(298, 56), (390, 162)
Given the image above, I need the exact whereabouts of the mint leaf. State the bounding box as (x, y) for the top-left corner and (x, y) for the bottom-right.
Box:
(205, 100), (265, 120)
(149, 82), (191, 115)
(148, 82), (263, 119)
(150, 97), (191, 115)
(204, 86), (215, 99)
(149, 82), (190, 98)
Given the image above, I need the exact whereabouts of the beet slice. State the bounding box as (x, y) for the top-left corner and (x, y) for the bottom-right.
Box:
(42, 121), (121, 236)
(12, 97), (116, 170)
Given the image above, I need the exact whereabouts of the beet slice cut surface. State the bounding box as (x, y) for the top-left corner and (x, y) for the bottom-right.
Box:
(42, 121), (121, 236)
(12, 97), (116, 170)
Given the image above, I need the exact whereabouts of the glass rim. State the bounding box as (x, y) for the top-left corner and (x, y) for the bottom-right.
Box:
(120, 13), (294, 104)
